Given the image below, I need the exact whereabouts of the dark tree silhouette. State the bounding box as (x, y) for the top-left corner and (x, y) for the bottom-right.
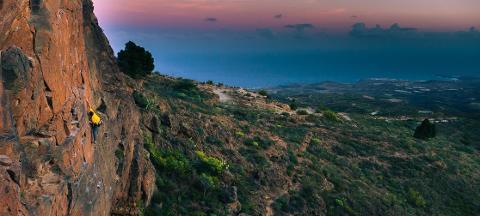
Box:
(414, 119), (436, 140)
(117, 41), (154, 79)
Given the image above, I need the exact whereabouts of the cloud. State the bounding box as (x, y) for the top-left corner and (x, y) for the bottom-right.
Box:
(256, 28), (276, 40)
(205, 17), (218, 22)
(284, 23), (315, 32)
(274, 14), (283, 19)
(350, 22), (417, 38)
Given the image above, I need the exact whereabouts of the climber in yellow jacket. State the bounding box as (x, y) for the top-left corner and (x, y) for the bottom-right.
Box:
(88, 108), (102, 143)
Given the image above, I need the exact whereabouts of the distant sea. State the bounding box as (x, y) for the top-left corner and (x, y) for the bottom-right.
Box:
(153, 50), (478, 88)
(105, 29), (480, 88)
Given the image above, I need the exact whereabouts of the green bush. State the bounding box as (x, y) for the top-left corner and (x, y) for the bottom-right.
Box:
(323, 110), (340, 122)
(198, 173), (220, 192)
(174, 79), (197, 93)
(235, 131), (246, 137)
(132, 91), (156, 110)
(244, 136), (274, 149)
(195, 151), (228, 175)
(145, 136), (191, 176)
(315, 105), (329, 113)
(117, 41), (154, 78)
(258, 89), (268, 97)
(296, 110), (309, 115)
(408, 189), (426, 207)
(289, 102), (298, 110)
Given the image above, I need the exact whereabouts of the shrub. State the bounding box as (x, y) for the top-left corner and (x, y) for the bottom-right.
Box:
(296, 110), (309, 115)
(132, 91), (148, 108)
(235, 131), (245, 137)
(323, 110), (340, 122)
(408, 189), (427, 207)
(206, 135), (223, 146)
(289, 102), (298, 110)
(245, 136), (275, 149)
(198, 173), (219, 192)
(258, 89), (268, 97)
(195, 151), (228, 175)
(174, 79), (197, 93)
(414, 119), (436, 140)
(206, 80), (214, 85)
(132, 91), (156, 110)
(315, 105), (329, 113)
(117, 41), (154, 78)
(145, 136), (191, 176)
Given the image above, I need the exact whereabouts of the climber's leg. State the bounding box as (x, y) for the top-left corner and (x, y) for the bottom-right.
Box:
(92, 125), (99, 143)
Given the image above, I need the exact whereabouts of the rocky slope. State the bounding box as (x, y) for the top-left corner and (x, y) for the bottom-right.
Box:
(126, 73), (479, 216)
(0, 0), (154, 215)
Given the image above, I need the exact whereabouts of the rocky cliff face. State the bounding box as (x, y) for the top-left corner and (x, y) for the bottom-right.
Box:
(0, 0), (155, 215)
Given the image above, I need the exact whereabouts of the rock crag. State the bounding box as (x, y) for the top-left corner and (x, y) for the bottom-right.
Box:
(0, 0), (155, 215)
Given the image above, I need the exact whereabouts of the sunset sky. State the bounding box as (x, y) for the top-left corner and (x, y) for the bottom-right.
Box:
(93, 0), (480, 87)
(94, 0), (479, 31)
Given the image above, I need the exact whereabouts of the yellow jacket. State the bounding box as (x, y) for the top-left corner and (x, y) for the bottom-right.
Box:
(89, 108), (102, 126)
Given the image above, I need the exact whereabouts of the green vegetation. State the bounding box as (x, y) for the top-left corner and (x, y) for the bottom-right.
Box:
(296, 109), (309, 115)
(258, 89), (268, 97)
(195, 151), (228, 175)
(408, 189), (427, 207)
(244, 136), (274, 149)
(117, 41), (154, 78)
(136, 74), (480, 215)
(289, 102), (298, 110)
(414, 119), (436, 140)
(323, 109), (340, 122)
(132, 91), (157, 111)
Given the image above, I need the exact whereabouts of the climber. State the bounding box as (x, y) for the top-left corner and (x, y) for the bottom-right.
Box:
(88, 107), (102, 143)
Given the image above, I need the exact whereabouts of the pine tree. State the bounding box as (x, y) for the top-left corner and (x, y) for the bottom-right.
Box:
(117, 41), (154, 79)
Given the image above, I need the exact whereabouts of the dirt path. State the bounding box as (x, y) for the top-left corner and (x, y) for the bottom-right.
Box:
(213, 89), (232, 103)
(264, 132), (313, 215)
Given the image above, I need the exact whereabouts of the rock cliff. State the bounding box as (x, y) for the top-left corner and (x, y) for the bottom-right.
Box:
(0, 0), (155, 215)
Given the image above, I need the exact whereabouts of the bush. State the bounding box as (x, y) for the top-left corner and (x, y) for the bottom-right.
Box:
(258, 89), (268, 97)
(323, 110), (340, 122)
(408, 189), (426, 207)
(414, 119), (436, 140)
(117, 41), (154, 78)
(173, 79), (198, 94)
(145, 136), (191, 176)
(315, 105), (329, 113)
(198, 173), (220, 192)
(244, 136), (274, 149)
(195, 151), (228, 175)
(289, 102), (298, 111)
(132, 91), (156, 110)
(296, 110), (309, 115)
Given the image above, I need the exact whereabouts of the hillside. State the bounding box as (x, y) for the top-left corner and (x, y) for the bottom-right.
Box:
(135, 75), (480, 215)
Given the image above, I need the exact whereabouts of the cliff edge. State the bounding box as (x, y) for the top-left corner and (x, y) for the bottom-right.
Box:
(0, 0), (155, 215)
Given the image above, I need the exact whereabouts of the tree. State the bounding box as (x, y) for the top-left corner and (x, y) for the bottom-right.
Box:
(258, 89), (268, 97)
(289, 102), (298, 111)
(117, 41), (154, 78)
(414, 119), (436, 140)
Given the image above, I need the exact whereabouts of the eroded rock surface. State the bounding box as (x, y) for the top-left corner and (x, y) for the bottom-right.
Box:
(0, 0), (154, 215)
